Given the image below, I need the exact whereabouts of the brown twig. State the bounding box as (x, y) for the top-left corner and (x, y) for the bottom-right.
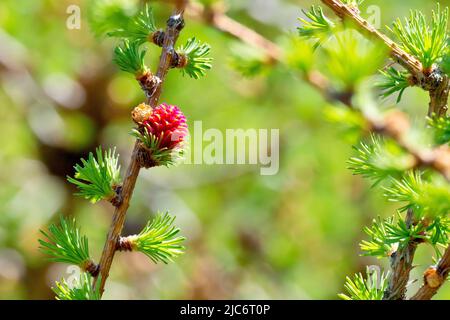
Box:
(411, 244), (450, 300)
(369, 111), (450, 182)
(189, 0), (449, 118)
(93, 5), (186, 296)
(428, 71), (450, 117)
(320, 0), (422, 75)
(187, 2), (282, 63)
(320, 0), (449, 117)
(82, 260), (100, 277)
(305, 69), (450, 182)
(383, 209), (418, 300)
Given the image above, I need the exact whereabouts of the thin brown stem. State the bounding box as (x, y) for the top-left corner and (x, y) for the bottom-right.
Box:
(93, 6), (186, 296)
(320, 0), (422, 75)
(411, 244), (450, 300)
(317, 2), (449, 298)
(94, 144), (141, 295)
(148, 8), (186, 107)
(321, 0), (449, 117)
(306, 69), (450, 182)
(82, 259), (100, 277)
(383, 209), (418, 300)
(187, 2), (282, 63)
(429, 72), (450, 117)
(191, 0), (449, 117)
(369, 111), (450, 183)
(319, 1), (450, 298)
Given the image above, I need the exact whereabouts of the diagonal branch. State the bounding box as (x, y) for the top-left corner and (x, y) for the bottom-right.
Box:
(188, 2), (450, 183)
(303, 69), (450, 182)
(383, 209), (418, 300)
(93, 4), (187, 296)
(411, 244), (450, 300)
(320, 0), (449, 117)
(187, 2), (282, 63)
(320, 0), (422, 75)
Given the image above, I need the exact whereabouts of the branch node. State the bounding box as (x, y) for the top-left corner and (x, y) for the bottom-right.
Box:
(150, 30), (165, 47)
(424, 267), (443, 288)
(136, 143), (158, 169)
(116, 236), (136, 252)
(136, 71), (161, 99)
(82, 260), (100, 277)
(167, 14), (185, 31)
(171, 51), (188, 69)
(110, 185), (123, 207)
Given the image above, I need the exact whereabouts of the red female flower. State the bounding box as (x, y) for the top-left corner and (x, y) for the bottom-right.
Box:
(132, 103), (188, 167)
(141, 103), (188, 151)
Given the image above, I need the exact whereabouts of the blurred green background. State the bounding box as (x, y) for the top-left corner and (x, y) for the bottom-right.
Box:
(0, 0), (449, 299)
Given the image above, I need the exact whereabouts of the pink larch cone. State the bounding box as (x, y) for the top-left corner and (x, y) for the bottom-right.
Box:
(141, 103), (188, 151)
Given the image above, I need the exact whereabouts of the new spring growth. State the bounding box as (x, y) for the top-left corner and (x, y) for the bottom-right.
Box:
(116, 212), (185, 264)
(67, 147), (121, 204)
(110, 5), (212, 81)
(38, 217), (99, 276)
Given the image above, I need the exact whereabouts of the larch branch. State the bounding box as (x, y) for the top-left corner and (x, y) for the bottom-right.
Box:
(93, 5), (186, 296)
(320, 0), (449, 117)
(320, 0), (422, 75)
(383, 209), (418, 300)
(187, 2), (282, 63)
(187, 2), (450, 300)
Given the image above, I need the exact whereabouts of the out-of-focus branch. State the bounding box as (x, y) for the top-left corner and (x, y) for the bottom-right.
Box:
(187, 2), (282, 63)
(306, 68), (450, 182)
(411, 244), (450, 300)
(93, 4), (187, 296)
